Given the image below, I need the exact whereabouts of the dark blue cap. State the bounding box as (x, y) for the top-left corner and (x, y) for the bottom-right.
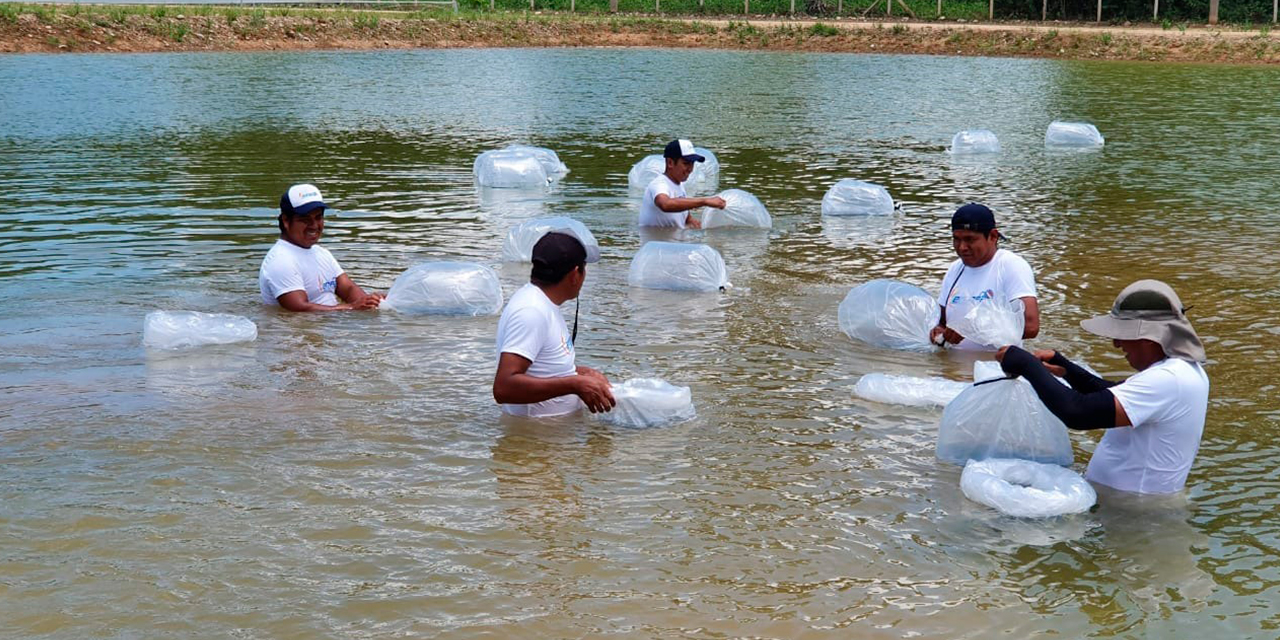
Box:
(663, 139), (706, 163)
(951, 203), (1007, 239)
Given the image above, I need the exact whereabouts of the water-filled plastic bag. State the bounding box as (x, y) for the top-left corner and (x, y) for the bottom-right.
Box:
(1045, 121), (1104, 148)
(854, 374), (968, 408)
(702, 189), (771, 229)
(628, 242), (730, 293)
(474, 148), (551, 188)
(837, 279), (940, 351)
(948, 298), (1025, 350)
(143, 311), (257, 350)
(501, 217), (599, 263)
(960, 458), (1097, 518)
(950, 129), (1001, 155)
(383, 262), (503, 316)
(937, 377), (1073, 466)
(821, 179), (895, 217)
(627, 155), (666, 192)
(628, 148), (719, 195)
(501, 144), (569, 177)
(598, 378), (696, 428)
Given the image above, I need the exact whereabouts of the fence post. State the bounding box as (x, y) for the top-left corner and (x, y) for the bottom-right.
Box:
(1152, 0), (1157, 19)
(937, 0), (942, 17)
(838, 0), (842, 14)
(988, 0), (993, 20)
(745, 0), (749, 13)
(790, 0), (795, 12)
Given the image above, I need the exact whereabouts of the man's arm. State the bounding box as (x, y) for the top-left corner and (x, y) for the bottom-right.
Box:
(655, 193), (726, 214)
(1020, 296), (1040, 340)
(493, 352), (616, 413)
(335, 274), (383, 308)
(996, 346), (1127, 429)
(929, 305), (964, 345)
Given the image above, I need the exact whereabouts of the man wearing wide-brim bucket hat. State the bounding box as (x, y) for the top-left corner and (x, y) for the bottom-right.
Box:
(995, 280), (1209, 495)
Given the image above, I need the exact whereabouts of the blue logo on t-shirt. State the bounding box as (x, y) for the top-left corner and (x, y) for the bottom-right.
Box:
(322, 278), (337, 293)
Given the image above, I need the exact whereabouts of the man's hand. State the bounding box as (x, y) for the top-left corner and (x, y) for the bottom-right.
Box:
(1031, 349), (1066, 377)
(686, 214), (703, 230)
(929, 325), (963, 346)
(575, 372), (616, 414)
(349, 294), (382, 310)
(704, 196), (727, 209)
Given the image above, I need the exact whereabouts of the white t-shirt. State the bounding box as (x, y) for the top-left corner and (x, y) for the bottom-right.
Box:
(639, 174), (689, 228)
(494, 283), (583, 418)
(937, 248), (1037, 350)
(1086, 358), (1210, 494)
(259, 239), (344, 306)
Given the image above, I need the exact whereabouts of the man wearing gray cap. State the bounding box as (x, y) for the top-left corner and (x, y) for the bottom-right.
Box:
(996, 280), (1209, 494)
(493, 230), (615, 417)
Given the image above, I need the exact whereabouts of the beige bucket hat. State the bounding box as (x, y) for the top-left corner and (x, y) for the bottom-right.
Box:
(1080, 279), (1206, 363)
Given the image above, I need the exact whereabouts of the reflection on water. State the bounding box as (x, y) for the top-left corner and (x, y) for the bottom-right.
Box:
(2, 48), (1279, 637)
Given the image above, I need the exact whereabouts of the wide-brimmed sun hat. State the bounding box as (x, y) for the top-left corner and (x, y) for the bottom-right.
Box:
(1080, 279), (1206, 362)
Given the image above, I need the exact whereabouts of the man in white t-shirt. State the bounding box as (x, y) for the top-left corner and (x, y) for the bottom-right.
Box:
(493, 230), (615, 418)
(996, 280), (1210, 494)
(638, 139), (727, 229)
(258, 184), (383, 312)
(929, 203), (1041, 350)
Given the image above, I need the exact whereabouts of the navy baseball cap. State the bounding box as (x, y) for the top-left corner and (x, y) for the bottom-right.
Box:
(951, 203), (1007, 240)
(531, 230), (599, 283)
(663, 139), (706, 163)
(280, 183), (327, 216)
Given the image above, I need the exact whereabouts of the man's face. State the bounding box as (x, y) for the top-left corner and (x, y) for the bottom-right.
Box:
(951, 229), (999, 267)
(1113, 338), (1165, 371)
(282, 209), (324, 248)
(665, 157), (696, 184)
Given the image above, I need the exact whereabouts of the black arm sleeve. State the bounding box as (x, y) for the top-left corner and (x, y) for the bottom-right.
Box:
(999, 347), (1119, 431)
(1048, 351), (1118, 394)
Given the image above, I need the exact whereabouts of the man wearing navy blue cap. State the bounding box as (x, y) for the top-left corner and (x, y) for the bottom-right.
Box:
(638, 139), (727, 229)
(929, 203), (1040, 350)
(259, 183), (383, 312)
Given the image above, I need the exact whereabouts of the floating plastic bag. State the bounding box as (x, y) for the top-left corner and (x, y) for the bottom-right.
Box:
(837, 279), (940, 351)
(821, 179), (895, 217)
(627, 148), (719, 195)
(501, 217), (600, 263)
(853, 374), (968, 408)
(949, 298), (1025, 350)
(960, 458), (1096, 518)
(627, 154), (666, 192)
(474, 148), (551, 189)
(936, 377), (1073, 466)
(628, 241), (730, 293)
(143, 311), (257, 350)
(501, 144), (569, 178)
(949, 129), (1001, 155)
(1045, 121), (1105, 148)
(701, 189), (771, 229)
(597, 378), (696, 428)
(383, 262), (503, 316)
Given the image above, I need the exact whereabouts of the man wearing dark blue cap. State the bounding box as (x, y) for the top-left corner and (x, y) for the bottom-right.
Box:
(638, 139), (727, 229)
(929, 203), (1040, 350)
(493, 230), (615, 418)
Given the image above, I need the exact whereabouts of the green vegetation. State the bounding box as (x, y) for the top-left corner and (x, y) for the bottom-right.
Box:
(0, 3), (18, 24)
(807, 21), (838, 36)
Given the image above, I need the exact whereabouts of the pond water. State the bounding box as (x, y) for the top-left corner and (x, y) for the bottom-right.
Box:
(2, 48), (1279, 637)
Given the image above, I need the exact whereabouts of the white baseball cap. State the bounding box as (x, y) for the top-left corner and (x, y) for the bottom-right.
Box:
(280, 183), (327, 216)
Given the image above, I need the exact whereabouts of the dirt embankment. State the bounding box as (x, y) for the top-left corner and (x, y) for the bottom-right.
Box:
(3, 5), (1278, 64)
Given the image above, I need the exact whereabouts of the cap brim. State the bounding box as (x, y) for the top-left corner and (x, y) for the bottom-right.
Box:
(290, 201), (327, 215)
(684, 154), (706, 163)
(1080, 315), (1141, 341)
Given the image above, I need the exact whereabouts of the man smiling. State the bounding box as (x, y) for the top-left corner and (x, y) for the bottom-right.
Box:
(637, 139), (726, 229)
(258, 183), (383, 312)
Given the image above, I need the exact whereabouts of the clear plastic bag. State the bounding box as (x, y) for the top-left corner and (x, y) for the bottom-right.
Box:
(960, 458), (1096, 518)
(143, 311), (257, 350)
(627, 154), (666, 192)
(500, 217), (599, 263)
(383, 262), (504, 316)
(501, 144), (569, 178)
(701, 189), (771, 229)
(821, 179), (895, 217)
(949, 298), (1025, 350)
(627, 148), (719, 195)
(473, 148), (551, 189)
(936, 377), (1073, 466)
(837, 279), (940, 351)
(949, 129), (1001, 155)
(854, 374), (968, 408)
(1045, 121), (1105, 148)
(628, 241), (730, 293)
(597, 378), (696, 428)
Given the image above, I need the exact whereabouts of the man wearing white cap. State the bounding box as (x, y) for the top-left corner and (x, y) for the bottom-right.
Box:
(259, 184), (383, 312)
(638, 139), (727, 229)
(996, 280), (1210, 494)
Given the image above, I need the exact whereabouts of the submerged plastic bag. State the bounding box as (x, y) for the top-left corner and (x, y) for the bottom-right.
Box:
(854, 374), (969, 408)
(821, 179), (895, 217)
(143, 311), (257, 350)
(960, 458), (1096, 518)
(936, 377), (1073, 466)
(701, 189), (772, 229)
(627, 148), (719, 194)
(383, 262), (503, 316)
(837, 280), (940, 351)
(501, 217), (600, 263)
(949, 298), (1025, 350)
(949, 129), (1001, 155)
(628, 242), (730, 293)
(1045, 121), (1105, 148)
(598, 378), (696, 428)
(474, 148), (551, 189)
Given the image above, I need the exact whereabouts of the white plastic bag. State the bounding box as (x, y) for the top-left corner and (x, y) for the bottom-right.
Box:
(949, 129), (1001, 155)
(501, 144), (569, 178)
(949, 298), (1025, 350)
(854, 374), (968, 408)
(628, 242), (730, 293)
(500, 217), (599, 263)
(1045, 121), (1105, 148)
(143, 311), (257, 350)
(627, 154), (666, 192)
(383, 262), (503, 316)
(837, 279), (940, 351)
(960, 458), (1096, 518)
(701, 189), (771, 229)
(474, 149), (551, 189)
(936, 377), (1073, 466)
(597, 378), (696, 428)
(821, 179), (895, 217)
(627, 148), (719, 195)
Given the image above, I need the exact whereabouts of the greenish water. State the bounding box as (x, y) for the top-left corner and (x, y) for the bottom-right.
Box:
(2, 49), (1279, 637)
